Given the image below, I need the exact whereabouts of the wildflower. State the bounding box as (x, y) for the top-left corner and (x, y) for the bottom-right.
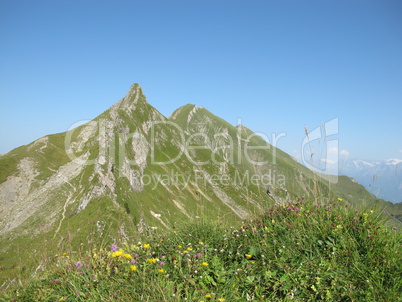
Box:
(311, 284), (317, 292)
(124, 254), (133, 260)
(337, 198), (343, 202)
(131, 259), (136, 264)
(130, 265), (137, 272)
(112, 250), (124, 257)
(158, 269), (164, 273)
(218, 299), (226, 302)
(75, 262), (83, 268)
(205, 294), (212, 298)
(202, 262), (209, 267)
(195, 253), (202, 259)
(111, 244), (118, 252)
(336, 225), (343, 229)
(159, 262), (165, 267)
(143, 244), (151, 249)
(62, 253), (67, 256)
(147, 258), (158, 264)
(245, 254), (252, 259)
(393, 227), (398, 230)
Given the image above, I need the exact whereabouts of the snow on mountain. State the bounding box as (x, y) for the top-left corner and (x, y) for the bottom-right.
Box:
(339, 158), (402, 204)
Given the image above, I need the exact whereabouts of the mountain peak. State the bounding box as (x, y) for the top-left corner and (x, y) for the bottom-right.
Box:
(113, 83), (147, 112)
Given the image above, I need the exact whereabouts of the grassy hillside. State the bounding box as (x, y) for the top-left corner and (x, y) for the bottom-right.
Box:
(1, 196), (401, 301)
(1, 84), (401, 297)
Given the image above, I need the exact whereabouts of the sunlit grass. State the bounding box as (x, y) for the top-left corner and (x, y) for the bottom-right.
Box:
(2, 197), (401, 301)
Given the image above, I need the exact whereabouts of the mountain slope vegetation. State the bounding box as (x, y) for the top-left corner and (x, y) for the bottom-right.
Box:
(0, 83), (401, 289)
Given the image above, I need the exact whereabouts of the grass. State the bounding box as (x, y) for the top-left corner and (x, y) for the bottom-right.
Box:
(1, 196), (401, 302)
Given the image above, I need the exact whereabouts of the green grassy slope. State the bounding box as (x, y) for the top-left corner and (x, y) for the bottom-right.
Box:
(0, 84), (400, 291)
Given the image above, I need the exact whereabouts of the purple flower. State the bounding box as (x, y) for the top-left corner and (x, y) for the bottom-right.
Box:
(111, 244), (118, 252)
(354, 210), (359, 213)
(159, 262), (165, 267)
(310, 213), (315, 217)
(131, 259), (136, 264)
(75, 262), (83, 268)
(393, 227), (398, 230)
(195, 253), (202, 259)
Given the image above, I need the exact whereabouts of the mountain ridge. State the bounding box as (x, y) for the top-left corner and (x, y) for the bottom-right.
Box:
(0, 83), (401, 284)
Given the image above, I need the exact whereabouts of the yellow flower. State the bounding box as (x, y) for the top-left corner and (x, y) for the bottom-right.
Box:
(245, 254), (252, 259)
(143, 244), (151, 249)
(336, 225), (343, 229)
(59, 298), (65, 302)
(311, 284), (317, 292)
(147, 258), (157, 264)
(337, 198), (343, 202)
(130, 265), (137, 272)
(124, 253), (133, 260)
(178, 245), (183, 249)
(62, 253), (67, 256)
(158, 269), (164, 273)
(218, 299), (226, 302)
(202, 262), (209, 267)
(173, 260), (178, 263)
(112, 250), (124, 257)
(205, 294), (212, 298)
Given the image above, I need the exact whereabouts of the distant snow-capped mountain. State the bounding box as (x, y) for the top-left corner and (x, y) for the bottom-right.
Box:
(339, 158), (402, 204)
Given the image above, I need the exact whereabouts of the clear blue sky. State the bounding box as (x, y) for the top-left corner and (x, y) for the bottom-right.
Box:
(1, 0), (401, 162)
